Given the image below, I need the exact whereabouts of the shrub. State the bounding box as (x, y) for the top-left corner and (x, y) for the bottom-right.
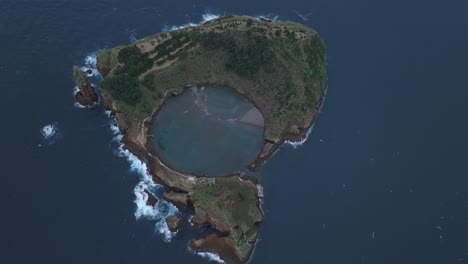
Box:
(117, 46), (153, 76)
(142, 75), (156, 91)
(191, 31), (273, 77)
(101, 75), (141, 106)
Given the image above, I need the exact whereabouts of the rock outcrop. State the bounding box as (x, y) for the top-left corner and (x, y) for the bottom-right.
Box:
(165, 215), (183, 232)
(163, 192), (189, 210)
(92, 15), (327, 264)
(191, 234), (244, 264)
(73, 66), (98, 106)
(144, 189), (158, 206)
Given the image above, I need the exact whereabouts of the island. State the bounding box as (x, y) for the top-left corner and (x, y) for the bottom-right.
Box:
(74, 15), (327, 263)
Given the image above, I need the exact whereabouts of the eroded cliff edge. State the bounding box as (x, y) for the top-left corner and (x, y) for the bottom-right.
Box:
(83, 15), (327, 263)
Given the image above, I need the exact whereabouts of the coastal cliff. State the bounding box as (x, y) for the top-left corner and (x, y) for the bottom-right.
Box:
(87, 15), (327, 263)
(73, 66), (98, 106)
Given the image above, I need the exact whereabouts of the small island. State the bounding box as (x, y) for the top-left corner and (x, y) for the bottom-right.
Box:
(74, 15), (327, 263)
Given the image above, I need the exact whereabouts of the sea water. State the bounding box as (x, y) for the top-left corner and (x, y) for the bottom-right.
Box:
(2, 1), (468, 263)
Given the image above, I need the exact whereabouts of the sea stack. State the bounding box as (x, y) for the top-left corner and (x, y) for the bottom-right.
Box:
(73, 66), (98, 106)
(144, 189), (158, 207)
(165, 215), (183, 232)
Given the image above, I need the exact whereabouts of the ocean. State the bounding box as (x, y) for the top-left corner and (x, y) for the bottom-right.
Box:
(1, 0), (468, 263)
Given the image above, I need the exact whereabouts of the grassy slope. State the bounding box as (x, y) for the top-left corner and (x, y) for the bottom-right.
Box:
(190, 177), (262, 259)
(97, 15), (327, 141)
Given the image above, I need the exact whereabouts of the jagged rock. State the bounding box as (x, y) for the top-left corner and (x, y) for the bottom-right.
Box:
(144, 189), (158, 206)
(191, 234), (242, 264)
(207, 215), (231, 235)
(165, 215), (183, 232)
(73, 66), (98, 106)
(97, 66), (111, 78)
(163, 192), (189, 210)
(191, 212), (208, 230)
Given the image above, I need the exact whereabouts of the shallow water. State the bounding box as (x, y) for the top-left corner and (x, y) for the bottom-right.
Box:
(153, 86), (264, 176)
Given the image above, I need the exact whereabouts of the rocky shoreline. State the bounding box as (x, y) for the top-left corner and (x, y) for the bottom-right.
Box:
(88, 69), (326, 264)
(73, 66), (98, 106)
(94, 67), (264, 263)
(248, 83), (328, 171)
(85, 16), (327, 262)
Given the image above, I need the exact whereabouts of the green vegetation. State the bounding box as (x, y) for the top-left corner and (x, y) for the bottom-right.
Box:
(97, 15), (327, 141)
(190, 177), (262, 258)
(190, 31), (274, 77)
(95, 16), (327, 263)
(100, 75), (141, 106)
(114, 46), (153, 76)
(142, 74), (156, 91)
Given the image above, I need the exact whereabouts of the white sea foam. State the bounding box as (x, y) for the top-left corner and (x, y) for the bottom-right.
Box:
(114, 134), (178, 242)
(284, 89), (327, 148)
(72, 84), (93, 109)
(134, 182), (153, 214)
(256, 14), (280, 21)
(110, 123), (120, 135)
(41, 123), (57, 139)
(74, 99), (97, 109)
(162, 12), (220, 32)
(284, 125), (313, 149)
(197, 252), (225, 263)
(80, 53), (99, 77)
(74, 52), (101, 108)
(187, 246), (226, 264)
(129, 34), (138, 43)
(40, 122), (62, 145)
(201, 13), (221, 24)
(72, 85), (80, 96)
(74, 102), (87, 109)
(84, 53), (97, 68)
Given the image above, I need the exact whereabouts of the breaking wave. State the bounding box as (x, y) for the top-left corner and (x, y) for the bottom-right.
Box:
(41, 123), (57, 139)
(111, 122), (178, 242)
(72, 85), (80, 96)
(284, 126), (313, 149)
(256, 14), (280, 21)
(187, 246), (225, 264)
(284, 88), (327, 148)
(162, 12), (220, 32)
(80, 52), (99, 78)
(73, 52), (102, 108)
(161, 12), (282, 32)
(72, 86), (96, 109)
(40, 122), (62, 145)
(110, 123), (120, 135)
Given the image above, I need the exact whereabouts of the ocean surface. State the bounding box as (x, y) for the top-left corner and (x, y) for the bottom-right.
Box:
(2, 0), (468, 263)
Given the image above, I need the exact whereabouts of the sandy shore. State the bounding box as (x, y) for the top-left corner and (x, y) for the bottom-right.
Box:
(238, 107), (264, 127)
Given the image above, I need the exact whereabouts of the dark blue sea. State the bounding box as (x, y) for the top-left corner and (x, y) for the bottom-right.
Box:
(2, 0), (468, 263)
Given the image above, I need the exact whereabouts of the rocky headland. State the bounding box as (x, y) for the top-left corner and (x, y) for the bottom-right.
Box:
(75, 15), (327, 263)
(72, 66), (98, 106)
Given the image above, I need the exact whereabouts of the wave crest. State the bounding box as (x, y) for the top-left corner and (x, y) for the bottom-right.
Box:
(41, 123), (57, 139)
(112, 124), (178, 242)
(162, 12), (220, 32)
(187, 246), (226, 264)
(40, 122), (62, 145)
